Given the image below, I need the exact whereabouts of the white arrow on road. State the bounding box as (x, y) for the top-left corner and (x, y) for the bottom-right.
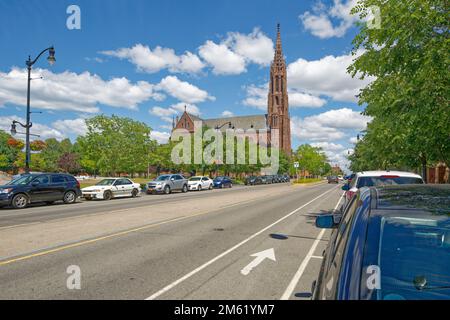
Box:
(240, 248), (276, 276)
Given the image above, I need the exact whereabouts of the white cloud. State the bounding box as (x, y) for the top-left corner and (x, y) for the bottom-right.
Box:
(311, 142), (345, 152)
(300, 0), (359, 39)
(0, 68), (160, 113)
(289, 91), (327, 108)
(226, 28), (274, 65)
(291, 107), (371, 142)
(156, 76), (214, 104)
(291, 116), (345, 142)
(101, 44), (205, 74)
(287, 50), (373, 103)
(150, 130), (170, 144)
(0, 115), (65, 140)
(150, 102), (200, 123)
(243, 83), (326, 109)
(243, 84), (268, 110)
(52, 118), (88, 136)
(221, 110), (234, 117)
(199, 40), (247, 75)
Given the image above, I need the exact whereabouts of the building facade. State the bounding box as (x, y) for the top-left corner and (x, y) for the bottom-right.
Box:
(172, 24), (291, 156)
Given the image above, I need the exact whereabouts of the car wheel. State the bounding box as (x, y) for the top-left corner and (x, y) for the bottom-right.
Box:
(63, 191), (77, 204)
(131, 188), (139, 198)
(103, 190), (113, 200)
(198, 185), (202, 191)
(164, 185), (171, 194)
(182, 185), (188, 193)
(209, 184), (213, 190)
(12, 194), (28, 209)
(229, 183), (233, 188)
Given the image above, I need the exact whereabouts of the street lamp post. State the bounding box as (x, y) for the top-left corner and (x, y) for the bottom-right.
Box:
(11, 47), (55, 174)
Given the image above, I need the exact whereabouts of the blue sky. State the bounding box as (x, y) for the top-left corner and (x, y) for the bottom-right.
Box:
(0, 0), (372, 169)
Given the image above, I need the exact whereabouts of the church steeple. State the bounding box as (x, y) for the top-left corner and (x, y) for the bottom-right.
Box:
(267, 23), (291, 156)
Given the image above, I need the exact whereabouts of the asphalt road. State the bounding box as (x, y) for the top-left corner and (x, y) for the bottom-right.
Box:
(0, 182), (343, 299)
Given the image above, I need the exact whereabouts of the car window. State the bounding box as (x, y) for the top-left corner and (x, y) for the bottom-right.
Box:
(331, 196), (359, 260)
(175, 175), (183, 180)
(356, 176), (423, 188)
(113, 180), (122, 186)
(376, 215), (450, 300)
(33, 175), (50, 184)
(121, 179), (132, 185)
(51, 175), (66, 184)
(202, 177), (208, 181)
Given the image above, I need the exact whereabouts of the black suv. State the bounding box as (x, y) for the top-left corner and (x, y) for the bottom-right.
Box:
(0, 173), (82, 209)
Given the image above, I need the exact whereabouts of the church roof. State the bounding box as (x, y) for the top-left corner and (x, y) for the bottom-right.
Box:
(186, 113), (268, 131)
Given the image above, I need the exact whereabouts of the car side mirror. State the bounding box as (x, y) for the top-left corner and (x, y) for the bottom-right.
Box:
(315, 214), (338, 229)
(342, 184), (350, 191)
(171, 178), (175, 181)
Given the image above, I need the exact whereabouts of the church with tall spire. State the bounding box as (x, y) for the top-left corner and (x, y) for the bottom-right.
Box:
(267, 23), (291, 155)
(172, 24), (292, 156)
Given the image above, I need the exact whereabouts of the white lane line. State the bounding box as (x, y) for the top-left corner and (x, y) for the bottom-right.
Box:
(311, 256), (323, 260)
(280, 193), (344, 300)
(145, 185), (339, 300)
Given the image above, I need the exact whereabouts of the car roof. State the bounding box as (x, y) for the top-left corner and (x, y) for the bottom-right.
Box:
(356, 170), (422, 178)
(369, 185), (450, 215)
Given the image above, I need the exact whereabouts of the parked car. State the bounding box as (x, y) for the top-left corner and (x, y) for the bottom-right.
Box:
(283, 174), (291, 183)
(342, 171), (424, 204)
(188, 176), (213, 191)
(245, 176), (258, 185)
(82, 178), (141, 200)
(213, 176), (233, 188)
(0, 173), (81, 209)
(313, 185), (450, 300)
(344, 173), (356, 183)
(259, 176), (270, 184)
(327, 176), (339, 184)
(147, 174), (188, 194)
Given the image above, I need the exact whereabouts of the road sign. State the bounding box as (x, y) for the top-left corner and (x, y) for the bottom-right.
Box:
(294, 162), (299, 168)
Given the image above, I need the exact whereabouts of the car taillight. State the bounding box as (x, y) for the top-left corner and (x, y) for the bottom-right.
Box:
(76, 180), (80, 188)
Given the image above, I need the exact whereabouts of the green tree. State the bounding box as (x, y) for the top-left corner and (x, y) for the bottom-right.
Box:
(0, 130), (20, 172)
(349, 0), (450, 179)
(78, 115), (154, 177)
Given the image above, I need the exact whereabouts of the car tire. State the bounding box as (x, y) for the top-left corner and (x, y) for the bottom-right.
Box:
(182, 185), (188, 193)
(229, 183), (233, 188)
(198, 185), (202, 191)
(164, 185), (171, 195)
(63, 191), (77, 204)
(209, 184), (213, 190)
(12, 193), (28, 209)
(131, 188), (139, 198)
(103, 190), (113, 200)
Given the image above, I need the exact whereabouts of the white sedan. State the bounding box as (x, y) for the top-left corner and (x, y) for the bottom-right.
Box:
(82, 178), (141, 200)
(188, 176), (213, 191)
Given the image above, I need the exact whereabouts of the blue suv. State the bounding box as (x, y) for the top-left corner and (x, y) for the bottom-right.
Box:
(0, 173), (82, 209)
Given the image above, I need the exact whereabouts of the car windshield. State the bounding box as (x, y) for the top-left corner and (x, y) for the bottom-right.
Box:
(376, 215), (450, 300)
(96, 179), (116, 186)
(357, 176), (423, 188)
(156, 175), (171, 181)
(189, 177), (201, 181)
(7, 175), (36, 185)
